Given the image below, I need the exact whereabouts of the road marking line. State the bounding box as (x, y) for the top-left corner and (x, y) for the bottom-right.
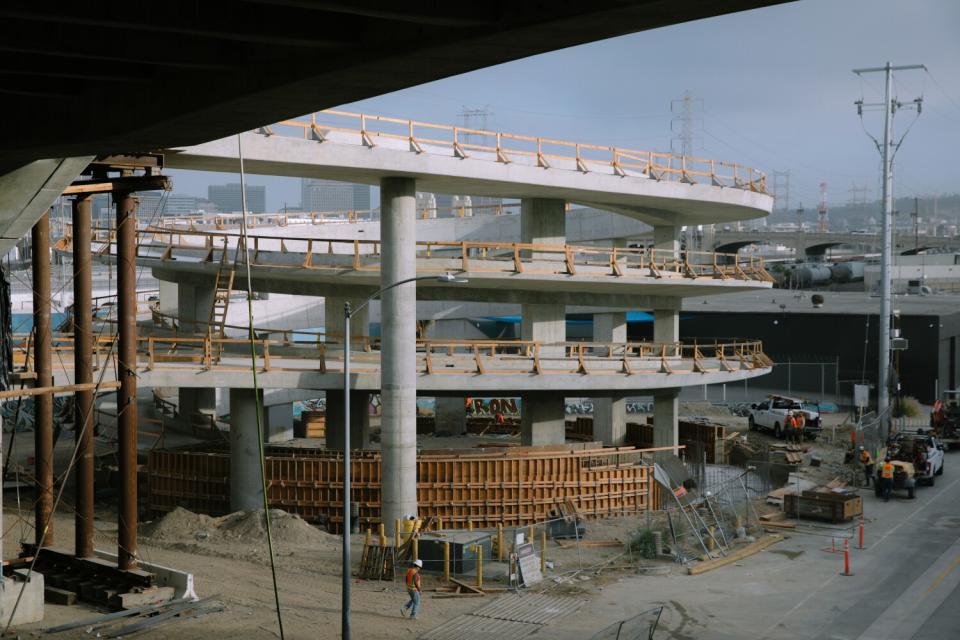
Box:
(924, 552), (960, 597)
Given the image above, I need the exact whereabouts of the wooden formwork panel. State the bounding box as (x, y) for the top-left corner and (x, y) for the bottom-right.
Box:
(147, 446), (653, 532)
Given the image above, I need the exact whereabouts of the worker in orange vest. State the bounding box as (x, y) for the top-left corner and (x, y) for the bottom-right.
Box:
(785, 411), (798, 444)
(794, 411), (805, 444)
(859, 446), (874, 488)
(880, 456), (895, 502)
(401, 559), (423, 620)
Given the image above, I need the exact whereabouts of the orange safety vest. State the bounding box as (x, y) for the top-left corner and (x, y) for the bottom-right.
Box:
(406, 568), (421, 591)
(794, 415), (804, 430)
(860, 450), (872, 464)
(881, 462), (894, 479)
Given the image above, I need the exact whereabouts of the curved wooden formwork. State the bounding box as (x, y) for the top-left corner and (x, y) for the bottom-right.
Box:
(146, 443), (660, 533)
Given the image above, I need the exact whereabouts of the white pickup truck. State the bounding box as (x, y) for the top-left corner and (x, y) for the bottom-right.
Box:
(748, 395), (823, 440)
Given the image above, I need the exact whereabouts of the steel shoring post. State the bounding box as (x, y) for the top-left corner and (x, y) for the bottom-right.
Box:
(342, 302), (352, 640)
(73, 195), (95, 558)
(32, 212), (54, 548)
(116, 191), (138, 570)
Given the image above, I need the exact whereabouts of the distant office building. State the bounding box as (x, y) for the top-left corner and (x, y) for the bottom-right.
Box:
(136, 192), (216, 216)
(207, 183), (266, 213)
(300, 179), (371, 212)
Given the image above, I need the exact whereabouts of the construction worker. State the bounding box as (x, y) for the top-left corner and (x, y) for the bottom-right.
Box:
(880, 456), (895, 502)
(786, 411), (798, 444)
(494, 411), (506, 427)
(794, 411), (805, 444)
(859, 446), (874, 488)
(401, 559), (423, 620)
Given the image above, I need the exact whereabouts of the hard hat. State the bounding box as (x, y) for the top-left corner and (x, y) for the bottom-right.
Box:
(413, 559), (423, 568)
(885, 455), (891, 461)
(859, 446), (865, 450)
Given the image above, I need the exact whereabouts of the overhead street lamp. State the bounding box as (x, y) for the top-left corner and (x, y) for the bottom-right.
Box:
(342, 272), (467, 640)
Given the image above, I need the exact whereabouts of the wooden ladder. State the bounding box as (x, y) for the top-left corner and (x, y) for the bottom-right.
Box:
(205, 243), (236, 361)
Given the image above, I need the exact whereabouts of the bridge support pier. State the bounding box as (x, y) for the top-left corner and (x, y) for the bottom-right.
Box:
(325, 392), (370, 450)
(229, 388), (266, 512)
(380, 177), (418, 527)
(435, 397), (466, 435)
(265, 403), (294, 443)
(520, 197), (568, 445)
(652, 224), (681, 456)
(653, 389), (679, 457)
(177, 281), (217, 427)
(593, 312), (627, 446)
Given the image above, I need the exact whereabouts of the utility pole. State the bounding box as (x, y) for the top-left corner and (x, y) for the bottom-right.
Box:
(853, 62), (925, 428)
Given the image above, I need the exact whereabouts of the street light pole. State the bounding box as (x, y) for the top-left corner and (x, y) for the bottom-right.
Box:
(341, 273), (466, 640)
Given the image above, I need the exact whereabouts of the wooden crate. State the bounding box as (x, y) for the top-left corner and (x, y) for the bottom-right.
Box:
(784, 491), (862, 523)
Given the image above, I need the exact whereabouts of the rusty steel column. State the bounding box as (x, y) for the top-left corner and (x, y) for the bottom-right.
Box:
(116, 192), (138, 570)
(32, 211), (54, 548)
(73, 195), (94, 558)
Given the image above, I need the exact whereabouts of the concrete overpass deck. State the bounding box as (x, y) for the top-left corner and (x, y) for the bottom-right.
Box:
(59, 228), (772, 307)
(28, 334), (772, 394)
(164, 109), (772, 227)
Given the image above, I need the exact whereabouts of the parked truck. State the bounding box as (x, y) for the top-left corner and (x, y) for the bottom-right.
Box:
(886, 430), (945, 486)
(931, 390), (960, 450)
(748, 395), (822, 440)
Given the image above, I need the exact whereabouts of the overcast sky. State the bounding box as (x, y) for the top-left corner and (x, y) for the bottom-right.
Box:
(170, 0), (960, 212)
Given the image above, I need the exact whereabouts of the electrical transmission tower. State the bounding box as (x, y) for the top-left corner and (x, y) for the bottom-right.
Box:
(670, 91), (703, 157)
(852, 61), (925, 428)
(771, 170), (791, 214)
(818, 182), (829, 232)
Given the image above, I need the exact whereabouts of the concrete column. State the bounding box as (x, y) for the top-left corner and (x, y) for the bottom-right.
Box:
(521, 393), (566, 445)
(653, 389), (680, 457)
(158, 279), (178, 318)
(177, 281), (216, 424)
(380, 177), (418, 526)
(653, 224), (680, 256)
(325, 296), (369, 346)
(265, 403), (294, 443)
(177, 281), (215, 334)
(434, 397), (467, 435)
(519, 198), (568, 445)
(593, 312), (627, 446)
(230, 388), (266, 512)
(325, 391), (370, 450)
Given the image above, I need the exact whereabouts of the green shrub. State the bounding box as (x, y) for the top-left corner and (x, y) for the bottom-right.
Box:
(895, 396), (922, 418)
(628, 528), (658, 559)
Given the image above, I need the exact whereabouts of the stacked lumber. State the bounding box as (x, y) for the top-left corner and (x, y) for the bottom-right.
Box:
(358, 543), (395, 580)
(297, 411), (325, 438)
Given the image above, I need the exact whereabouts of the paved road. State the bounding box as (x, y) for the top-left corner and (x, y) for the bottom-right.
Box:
(547, 460), (960, 639)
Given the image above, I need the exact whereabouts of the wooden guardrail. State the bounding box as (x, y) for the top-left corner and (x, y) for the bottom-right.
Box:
(264, 109), (768, 194)
(14, 332), (772, 377)
(67, 226), (773, 283)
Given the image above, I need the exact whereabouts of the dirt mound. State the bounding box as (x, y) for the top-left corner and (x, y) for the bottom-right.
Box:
(218, 509), (339, 549)
(141, 507), (221, 542)
(142, 507), (339, 551)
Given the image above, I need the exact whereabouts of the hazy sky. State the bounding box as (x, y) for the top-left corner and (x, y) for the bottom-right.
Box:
(170, 0), (960, 212)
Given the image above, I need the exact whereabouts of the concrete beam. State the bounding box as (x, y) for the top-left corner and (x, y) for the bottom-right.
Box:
(379, 176), (418, 526)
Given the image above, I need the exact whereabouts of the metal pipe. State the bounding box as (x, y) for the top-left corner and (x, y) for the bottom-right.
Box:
(32, 212), (53, 548)
(342, 302), (352, 640)
(116, 192), (138, 570)
(73, 195), (94, 558)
